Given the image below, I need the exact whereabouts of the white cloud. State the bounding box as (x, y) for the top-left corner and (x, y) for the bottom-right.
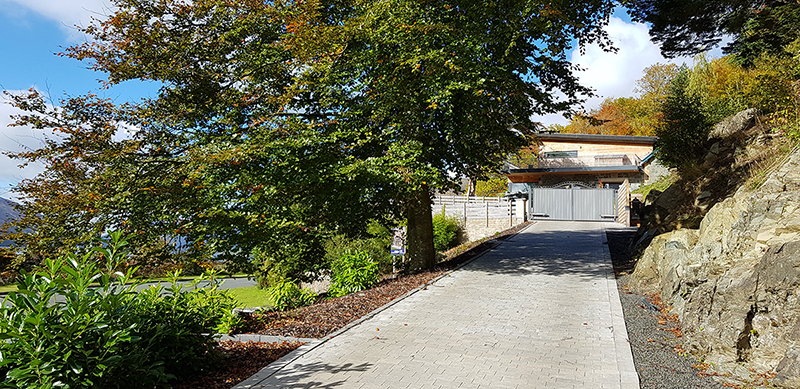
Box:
(1, 0), (114, 40)
(573, 17), (696, 113)
(0, 92), (50, 201)
(537, 17), (694, 127)
(0, 91), (141, 201)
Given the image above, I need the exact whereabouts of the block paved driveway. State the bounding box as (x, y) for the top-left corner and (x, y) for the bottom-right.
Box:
(236, 221), (638, 389)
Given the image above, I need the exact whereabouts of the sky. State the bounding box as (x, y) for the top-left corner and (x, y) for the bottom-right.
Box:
(0, 1), (714, 201)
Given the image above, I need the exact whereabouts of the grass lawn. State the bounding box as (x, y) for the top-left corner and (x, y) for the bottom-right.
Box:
(632, 172), (678, 198)
(0, 284), (17, 294)
(226, 286), (271, 308)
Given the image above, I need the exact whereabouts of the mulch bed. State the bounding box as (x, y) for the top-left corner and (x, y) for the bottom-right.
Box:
(173, 341), (304, 389)
(178, 221), (531, 387)
(234, 269), (451, 338)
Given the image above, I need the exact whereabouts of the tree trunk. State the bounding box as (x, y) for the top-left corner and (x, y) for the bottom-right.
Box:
(467, 177), (476, 197)
(406, 184), (436, 271)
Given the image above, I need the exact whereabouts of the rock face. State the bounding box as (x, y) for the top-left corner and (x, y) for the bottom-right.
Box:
(708, 108), (757, 139)
(630, 149), (800, 385)
(635, 118), (756, 245)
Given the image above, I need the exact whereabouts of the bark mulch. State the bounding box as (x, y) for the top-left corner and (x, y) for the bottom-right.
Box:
(173, 341), (304, 389)
(178, 221), (531, 388)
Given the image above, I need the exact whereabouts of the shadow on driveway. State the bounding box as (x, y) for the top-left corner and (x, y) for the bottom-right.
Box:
(458, 223), (609, 280)
(265, 361), (374, 388)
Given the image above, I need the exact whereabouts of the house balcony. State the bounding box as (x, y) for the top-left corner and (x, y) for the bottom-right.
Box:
(536, 154), (640, 169)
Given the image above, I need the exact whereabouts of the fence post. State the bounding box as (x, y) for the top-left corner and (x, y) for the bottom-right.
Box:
(522, 198), (528, 222)
(463, 201), (467, 225)
(485, 202), (489, 228)
(508, 199), (513, 227)
(617, 179), (631, 227)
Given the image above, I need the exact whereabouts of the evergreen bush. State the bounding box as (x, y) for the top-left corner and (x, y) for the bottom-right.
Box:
(0, 232), (237, 388)
(328, 251), (380, 298)
(264, 278), (317, 311)
(432, 210), (461, 252)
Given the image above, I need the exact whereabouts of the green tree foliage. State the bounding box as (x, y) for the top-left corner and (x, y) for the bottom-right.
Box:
(726, 3), (800, 67)
(285, 0), (619, 270)
(5, 0), (621, 276)
(635, 63), (681, 98)
(635, 52), (800, 171)
(628, 0), (800, 67)
(323, 221), (393, 276)
(5, 2), (390, 279)
(475, 175), (509, 197)
(654, 67), (713, 171)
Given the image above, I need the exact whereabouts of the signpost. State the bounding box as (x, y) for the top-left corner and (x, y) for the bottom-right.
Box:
(390, 227), (406, 279)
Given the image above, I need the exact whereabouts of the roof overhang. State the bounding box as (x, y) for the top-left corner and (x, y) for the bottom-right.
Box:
(536, 133), (658, 145)
(503, 165), (642, 183)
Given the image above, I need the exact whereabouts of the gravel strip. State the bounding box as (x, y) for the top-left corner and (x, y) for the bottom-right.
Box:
(607, 228), (725, 389)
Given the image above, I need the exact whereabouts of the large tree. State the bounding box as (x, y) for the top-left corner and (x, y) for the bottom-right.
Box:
(7, 0), (620, 273)
(276, 0), (620, 269)
(628, 0), (800, 66)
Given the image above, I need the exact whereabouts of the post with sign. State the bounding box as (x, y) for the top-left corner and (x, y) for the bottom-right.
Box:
(390, 227), (407, 279)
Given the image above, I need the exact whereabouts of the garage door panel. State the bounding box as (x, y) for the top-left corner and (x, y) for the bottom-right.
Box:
(531, 188), (572, 220)
(529, 188), (615, 221)
(573, 189), (615, 221)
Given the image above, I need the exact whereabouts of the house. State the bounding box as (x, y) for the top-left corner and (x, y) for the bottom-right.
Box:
(501, 132), (664, 222)
(503, 132), (660, 192)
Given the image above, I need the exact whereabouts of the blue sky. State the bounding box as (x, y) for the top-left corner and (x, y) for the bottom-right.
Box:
(0, 0), (159, 101)
(0, 1), (708, 201)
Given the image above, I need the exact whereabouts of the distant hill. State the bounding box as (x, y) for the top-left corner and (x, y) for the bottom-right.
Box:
(0, 197), (19, 248)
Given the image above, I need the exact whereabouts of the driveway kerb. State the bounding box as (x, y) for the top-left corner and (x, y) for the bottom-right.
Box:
(602, 225), (640, 389)
(231, 222), (536, 388)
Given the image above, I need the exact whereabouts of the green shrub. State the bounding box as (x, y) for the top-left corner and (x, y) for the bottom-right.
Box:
(251, 227), (327, 289)
(328, 251), (380, 298)
(324, 221), (393, 274)
(655, 67), (714, 172)
(0, 232), (238, 388)
(432, 211), (461, 252)
(265, 278), (317, 311)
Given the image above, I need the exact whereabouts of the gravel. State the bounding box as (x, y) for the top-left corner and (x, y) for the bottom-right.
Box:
(607, 228), (726, 389)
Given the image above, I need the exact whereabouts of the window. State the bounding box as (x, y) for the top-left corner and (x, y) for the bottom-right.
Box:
(542, 150), (578, 158)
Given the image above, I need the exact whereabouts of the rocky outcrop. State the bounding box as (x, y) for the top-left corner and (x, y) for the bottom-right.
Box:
(630, 149), (800, 385)
(634, 108), (778, 251)
(708, 108), (758, 139)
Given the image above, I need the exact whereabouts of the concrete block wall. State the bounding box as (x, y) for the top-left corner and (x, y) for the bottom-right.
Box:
(431, 196), (527, 242)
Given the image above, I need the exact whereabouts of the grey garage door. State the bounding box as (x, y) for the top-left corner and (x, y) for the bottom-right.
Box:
(529, 187), (616, 221)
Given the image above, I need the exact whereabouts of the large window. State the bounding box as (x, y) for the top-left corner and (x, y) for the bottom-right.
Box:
(542, 150), (578, 158)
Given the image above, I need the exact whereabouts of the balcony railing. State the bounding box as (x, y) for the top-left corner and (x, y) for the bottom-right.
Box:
(537, 154), (640, 169)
